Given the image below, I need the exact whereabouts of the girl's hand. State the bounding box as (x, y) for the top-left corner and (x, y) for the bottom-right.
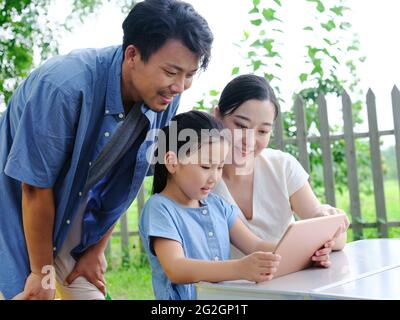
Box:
(312, 240), (334, 268)
(238, 251), (281, 283)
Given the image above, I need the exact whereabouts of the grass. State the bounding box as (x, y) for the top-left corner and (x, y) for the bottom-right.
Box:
(105, 253), (153, 300)
(336, 179), (400, 240)
(104, 179), (400, 300)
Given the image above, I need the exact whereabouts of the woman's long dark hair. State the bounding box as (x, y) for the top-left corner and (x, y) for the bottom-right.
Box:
(152, 110), (224, 194)
(218, 74), (280, 119)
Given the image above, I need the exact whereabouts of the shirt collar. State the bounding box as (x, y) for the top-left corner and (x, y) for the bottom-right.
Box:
(105, 46), (125, 115)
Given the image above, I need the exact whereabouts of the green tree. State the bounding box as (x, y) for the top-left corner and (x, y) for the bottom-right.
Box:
(196, 0), (371, 205)
(0, 0), (134, 108)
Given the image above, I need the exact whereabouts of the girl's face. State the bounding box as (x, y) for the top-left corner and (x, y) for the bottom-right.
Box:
(169, 139), (229, 204)
(217, 99), (275, 166)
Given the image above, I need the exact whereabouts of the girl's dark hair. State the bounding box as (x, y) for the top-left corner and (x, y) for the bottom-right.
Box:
(218, 74), (280, 119)
(152, 110), (224, 194)
(122, 0), (213, 71)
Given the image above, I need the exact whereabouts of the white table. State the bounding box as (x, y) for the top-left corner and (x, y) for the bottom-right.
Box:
(196, 239), (400, 300)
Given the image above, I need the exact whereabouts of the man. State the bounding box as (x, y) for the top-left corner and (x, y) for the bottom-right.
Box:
(0, 0), (213, 300)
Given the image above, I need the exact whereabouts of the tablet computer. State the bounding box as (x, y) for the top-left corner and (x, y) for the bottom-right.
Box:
(272, 214), (345, 278)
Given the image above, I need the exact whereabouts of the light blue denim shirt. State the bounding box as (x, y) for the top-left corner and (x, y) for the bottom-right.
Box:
(139, 192), (239, 300)
(0, 45), (180, 299)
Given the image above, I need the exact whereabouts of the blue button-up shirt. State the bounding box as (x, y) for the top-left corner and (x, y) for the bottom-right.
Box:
(139, 193), (239, 300)
(0, 45), (180, 299)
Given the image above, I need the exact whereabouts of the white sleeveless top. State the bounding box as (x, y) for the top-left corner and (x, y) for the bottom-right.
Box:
(212, 148), (309, 259)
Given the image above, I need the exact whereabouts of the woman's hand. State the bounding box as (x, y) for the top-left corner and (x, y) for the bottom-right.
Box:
(312, 204), (350, 233)
(311, 240), (334, 268)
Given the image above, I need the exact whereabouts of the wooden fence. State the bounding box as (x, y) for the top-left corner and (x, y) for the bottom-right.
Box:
(106, 86), (400, 262)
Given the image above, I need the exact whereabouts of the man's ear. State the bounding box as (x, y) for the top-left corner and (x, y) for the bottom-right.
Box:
(124, 44), (141, 65)
(164, 151), (178, 174)
(213, 106), (221, 120)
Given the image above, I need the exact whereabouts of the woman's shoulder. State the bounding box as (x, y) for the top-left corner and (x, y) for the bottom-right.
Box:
(259, 148), (298, 165)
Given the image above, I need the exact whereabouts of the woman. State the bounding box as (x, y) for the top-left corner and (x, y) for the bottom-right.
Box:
(213, 74), (349, 259)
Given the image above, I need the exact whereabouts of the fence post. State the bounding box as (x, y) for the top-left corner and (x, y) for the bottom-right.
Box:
(342, 91), (363, 239)
(137, 183), (146, 254)
(317, 94), (336, 206)
(120, 211), (130, 265)
(105, 238), (112, 261)
(273, 104), (285, 151)
(391, 85), (400, 194)
(294, 96), (310, 173)
(366, 89), (388, 237)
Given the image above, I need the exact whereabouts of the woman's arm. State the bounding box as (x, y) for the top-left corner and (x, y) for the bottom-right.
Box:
(290, 182), (349, 250)
(229, 218), (276, 254)
(153, 236), (279, 284)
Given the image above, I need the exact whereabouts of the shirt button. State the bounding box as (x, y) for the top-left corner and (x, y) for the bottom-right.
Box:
(66, 220), (70, 225)
(89, 162), (92, 166)
(208, 231), (214, 237)
(78, 192), (82, 197)
(202, 209), (208, 215)
(53, 247), (57, 252)
(104, 132), (110, 137)
(214, 256), (219, 261)
(118, 113), (124, 119)
(105, 109), (110, 114)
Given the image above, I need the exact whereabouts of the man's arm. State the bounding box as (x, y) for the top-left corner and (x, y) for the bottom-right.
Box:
(22, 183), (55, 274)
(14, 183), (56, 300)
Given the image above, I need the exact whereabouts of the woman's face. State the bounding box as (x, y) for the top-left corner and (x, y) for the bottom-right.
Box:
(217, 99), (275, 166)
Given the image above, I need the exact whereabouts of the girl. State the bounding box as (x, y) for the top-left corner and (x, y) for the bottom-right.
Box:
(139, 110), (333, 300)
(212, 74), (349, 259)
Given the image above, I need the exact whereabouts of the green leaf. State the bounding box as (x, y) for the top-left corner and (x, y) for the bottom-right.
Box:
(340, 22), (352, 30)
(307, 0), (325, 13)
(265, 73), (274, 82)
(252, 60), (263, 71)
(253, 0), (260, 7)
(263, 39), (274, 51)
(231, 67), (240, 75)
(273, 0), (282, 6)
(250, 39), (263, 48)
(249, 7), (259, 14)
(251, 19), (262, 26)
(316, 1), (325, 12)
(299, 73), (308, 83)
(321, 20), (336, 31)
(303, 26), (313, 31)
(330, 5), (345, 16)
(323, 38), (338, 46)
(262, 8), (276, 22)
(209, 90), (219, 96)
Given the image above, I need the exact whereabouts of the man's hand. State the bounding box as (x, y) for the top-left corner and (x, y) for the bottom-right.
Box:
(13, 272), (56, 300)
(65, 246), (107, 297)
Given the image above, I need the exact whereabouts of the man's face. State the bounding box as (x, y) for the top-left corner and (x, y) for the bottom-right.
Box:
(122, 39), (200, 112)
